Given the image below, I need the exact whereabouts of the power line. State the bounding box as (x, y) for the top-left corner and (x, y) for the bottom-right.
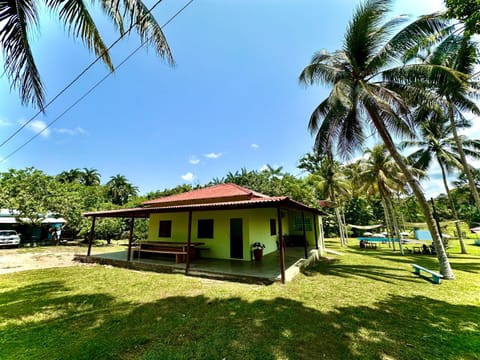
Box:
(1, 0), (195, 162)
(0, 0), (166, 149)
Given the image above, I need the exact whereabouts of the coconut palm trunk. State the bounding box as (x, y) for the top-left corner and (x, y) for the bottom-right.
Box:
(330, 189), (347, 246)
(438, 157), (468, 253)
(385, 190), (404, 255)
(447, 103), (480, 209)
(380, 194), (395, 250)
(368, 108), (454, 279)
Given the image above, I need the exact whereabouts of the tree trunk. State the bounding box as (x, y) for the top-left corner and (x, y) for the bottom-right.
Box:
(447, 102), (480, 208)
(438, 158), (467, 254)
(385, 193), (404, 255)
(330, 188), (346, 246)
(380, 193), (396, 250)
(367, 108), (455, 279)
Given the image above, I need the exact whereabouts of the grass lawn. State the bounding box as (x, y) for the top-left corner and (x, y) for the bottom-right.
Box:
(1, 240), (479, 360)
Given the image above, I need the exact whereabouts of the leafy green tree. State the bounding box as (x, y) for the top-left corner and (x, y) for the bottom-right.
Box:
(343, 197), (375, 236)
(0, 168), (56, 224)
(299, 0), (456, 278)
(1, 0), (173, 109)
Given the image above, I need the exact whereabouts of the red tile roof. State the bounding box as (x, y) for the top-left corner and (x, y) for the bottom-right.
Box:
(142, 183), (269, 207)
(84, 195), (324, 218)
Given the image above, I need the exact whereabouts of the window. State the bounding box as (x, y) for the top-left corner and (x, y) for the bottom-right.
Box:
(270, 219), (277, 235)
(158, 220), (172, 237)
(198, 219), (214, 239)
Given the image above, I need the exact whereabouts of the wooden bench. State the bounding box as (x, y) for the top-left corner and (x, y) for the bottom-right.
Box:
(132, 241), (206, 263)
(136, 248), (188, 263)
(412, 264), (444, 284)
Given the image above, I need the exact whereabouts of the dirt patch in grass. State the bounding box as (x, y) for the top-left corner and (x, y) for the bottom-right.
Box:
(0, 246), (91, 274)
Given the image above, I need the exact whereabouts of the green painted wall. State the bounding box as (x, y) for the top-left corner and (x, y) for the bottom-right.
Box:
(147, 208), (321, 261)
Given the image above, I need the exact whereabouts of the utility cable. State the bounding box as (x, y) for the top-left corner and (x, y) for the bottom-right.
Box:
(0, 0), (166, 149)
(1, 0), (195, 162)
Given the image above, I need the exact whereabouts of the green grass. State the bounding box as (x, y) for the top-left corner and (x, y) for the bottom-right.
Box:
(1, 241), (479, 360)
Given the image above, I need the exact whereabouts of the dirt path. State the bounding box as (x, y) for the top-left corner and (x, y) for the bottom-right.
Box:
(0, 246), (88, 275)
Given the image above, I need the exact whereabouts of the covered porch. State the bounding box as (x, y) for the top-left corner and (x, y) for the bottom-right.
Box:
(74, 245), (322, 284)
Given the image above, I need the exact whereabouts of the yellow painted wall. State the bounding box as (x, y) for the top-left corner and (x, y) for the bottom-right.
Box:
(147, 208), (321, 261)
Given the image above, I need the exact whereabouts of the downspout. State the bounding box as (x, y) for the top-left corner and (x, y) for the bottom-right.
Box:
(87, 216), (96, 256)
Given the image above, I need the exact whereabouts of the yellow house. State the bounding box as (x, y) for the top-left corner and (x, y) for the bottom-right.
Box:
(84, 184), (324, 283)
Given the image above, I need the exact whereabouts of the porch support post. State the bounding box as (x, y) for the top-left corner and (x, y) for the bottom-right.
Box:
(302, 212), (308, 259)
(127, 217), (135, 261)
(185, 210), (193, 275)
(277, 207), (286, 284)
(87, 216), (96, 256)
(313, 213), (319, 250)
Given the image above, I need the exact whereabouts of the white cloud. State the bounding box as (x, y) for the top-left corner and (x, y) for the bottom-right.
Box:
(181, 172), (195, 182)
(204, 152), (222, 159)
(0, 118), (12, 127)
(250, 143), (259, 149)
(23, 120), (50, 137)
(259, 164), (269, 171)
(189, 156), (200, 165)
(55, 126), (88, 136)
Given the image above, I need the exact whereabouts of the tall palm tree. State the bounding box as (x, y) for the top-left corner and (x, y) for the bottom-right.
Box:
(81, 167), (101, 186)
(299, 0), (458, 278)
(359, 144), (408, 253)
(305, 155), (351, 246)
(56, 168), (83, 183)
(0, 0), (173, 110)
(106, 174), (138, 205)
(414, 34), (480, 209)
(401, 115), (480, 253)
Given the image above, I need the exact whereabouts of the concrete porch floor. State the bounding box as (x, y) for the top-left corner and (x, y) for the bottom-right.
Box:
(75, 246), (321, 284)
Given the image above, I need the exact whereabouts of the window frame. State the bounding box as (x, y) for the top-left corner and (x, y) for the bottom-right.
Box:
(197, 219), (214, 239)
(158, 220), (172, 238)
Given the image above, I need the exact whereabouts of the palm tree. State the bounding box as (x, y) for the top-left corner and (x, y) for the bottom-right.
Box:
(304, 154), (351, 246)
(1, 0), (173, 110)
(299, 0), (458, 278)
(401, 115), (480, 253)
(57, 168), (83, 184)
(358, 144), (408, 253)
(81, 168), (101, 186)
(415, 34), (480, 209)
(106, 174), (138, 205)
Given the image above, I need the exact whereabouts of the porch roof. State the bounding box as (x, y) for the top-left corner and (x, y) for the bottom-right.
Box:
(83, 196), (324, 218)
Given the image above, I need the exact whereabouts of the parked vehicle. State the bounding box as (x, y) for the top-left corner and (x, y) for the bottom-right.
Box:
(0, 230), (21, 247)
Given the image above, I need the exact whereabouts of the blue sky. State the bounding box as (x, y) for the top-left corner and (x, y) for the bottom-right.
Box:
(1, 0), (465, 197)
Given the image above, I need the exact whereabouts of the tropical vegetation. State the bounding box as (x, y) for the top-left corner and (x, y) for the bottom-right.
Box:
(298, 0), (480, 279)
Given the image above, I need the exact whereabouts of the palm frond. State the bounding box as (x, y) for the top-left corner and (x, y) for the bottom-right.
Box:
(47, 0), (114, 71)
(121, 0), (174, 64)
(0, 0), (44, 109)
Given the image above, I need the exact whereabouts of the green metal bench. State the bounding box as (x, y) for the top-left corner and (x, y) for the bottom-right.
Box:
(412, 264), (443, 284)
